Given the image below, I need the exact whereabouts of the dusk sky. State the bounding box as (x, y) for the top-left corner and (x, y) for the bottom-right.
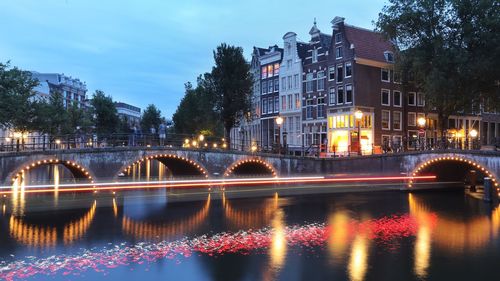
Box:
(0, 0), (386, 118)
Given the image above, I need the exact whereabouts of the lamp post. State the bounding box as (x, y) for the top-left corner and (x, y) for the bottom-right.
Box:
(275, 116), (283, 155)
(354, 110), (363, 156)
(469, 129), (478, 150)
(417, 116), (426, 150)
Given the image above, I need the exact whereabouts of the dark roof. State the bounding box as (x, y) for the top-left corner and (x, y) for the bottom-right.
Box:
(344, 25), (395, 63)
(254, 47), (268, 57)
(318, 33), (332, 50)
(297, 42), (308, 60)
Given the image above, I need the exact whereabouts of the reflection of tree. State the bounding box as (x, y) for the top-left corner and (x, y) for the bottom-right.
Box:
(121, 195), (210, 240)
(9, 201), (97, 248)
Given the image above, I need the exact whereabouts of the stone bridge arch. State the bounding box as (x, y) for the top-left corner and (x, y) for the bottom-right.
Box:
(406, 153), (499, 191)
(7, 157), (94, 185)
(223, 157), (278, 177)
(116, 152), (209, 180)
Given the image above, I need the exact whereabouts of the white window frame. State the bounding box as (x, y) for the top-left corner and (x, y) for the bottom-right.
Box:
(312, 48), (318, 63)
(381, 68), (390, 82)
(381, 89), (390, 106)
(417, 92), (425, 107)
(393, 90), (402, 107)
(336, 46), (342, 59)
(393, 111), (402, 131)
(408, 92), (416, 106)
(335, 33), (342, 44)
(345, 62), (352, 78)
(408, 112), (416, 126)
(317, 71), (325, 91)
(337, 86), (344, 104)
(306, 73), (313, 93)
(381, 110), (391, 130)
(345, 84), (353, 104)
(328, 66), (335, 81)
(329, 87), (336, 105)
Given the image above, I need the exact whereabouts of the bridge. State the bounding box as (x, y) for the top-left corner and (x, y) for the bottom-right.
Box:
(1, 147), (499, 189)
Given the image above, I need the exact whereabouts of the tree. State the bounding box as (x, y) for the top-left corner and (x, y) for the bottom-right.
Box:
(210, 43), (253, 146)
(0, 61), (40, 133)
(90, 90), (119, 136)
(35, 90), (69, 137)
(376, 0), (500, 136)
(140, 104), (162, 133)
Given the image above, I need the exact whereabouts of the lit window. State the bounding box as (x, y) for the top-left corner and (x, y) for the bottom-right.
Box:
(381, 89), (390, 106)
(267, 65), (274, 78)
(381, 69), (390, 82)
(261, 66), (267, 79)
(382, 110), (391, 130)
(274, 63), (280, 76)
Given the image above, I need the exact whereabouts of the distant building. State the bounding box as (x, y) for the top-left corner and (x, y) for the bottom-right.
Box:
(115, 102), (141, 127)
(30, 72), (88, 108)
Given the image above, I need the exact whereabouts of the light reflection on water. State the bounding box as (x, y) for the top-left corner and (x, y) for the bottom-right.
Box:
(1, 187), (500, 280)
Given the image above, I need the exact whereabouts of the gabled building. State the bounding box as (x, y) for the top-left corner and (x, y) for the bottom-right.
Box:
(301, 20), (332, 154)
(278, 32), (307, 155)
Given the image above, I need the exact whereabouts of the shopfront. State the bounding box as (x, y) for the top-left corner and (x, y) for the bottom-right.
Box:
(327, 109), (374, 156)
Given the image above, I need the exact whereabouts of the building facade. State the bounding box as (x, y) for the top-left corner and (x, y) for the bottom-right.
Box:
(30, 72), (88, 108)
(115, 102), (141, 127)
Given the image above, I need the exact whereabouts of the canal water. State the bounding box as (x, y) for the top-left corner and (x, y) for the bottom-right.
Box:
(0, 186), (499, 281)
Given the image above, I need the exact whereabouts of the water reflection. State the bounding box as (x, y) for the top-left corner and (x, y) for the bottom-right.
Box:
(348, 234), (369, 281)
(328, 211), (350, 263)
(222, 192), (279, 230)
(124, 159), (170, 181)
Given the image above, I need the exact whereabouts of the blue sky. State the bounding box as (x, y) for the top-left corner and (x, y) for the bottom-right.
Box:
(0, 0), (386, 118)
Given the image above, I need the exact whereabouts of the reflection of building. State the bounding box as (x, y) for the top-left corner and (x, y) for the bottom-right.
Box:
(30, 72), (88, 108)
(115, 102), (141, 126)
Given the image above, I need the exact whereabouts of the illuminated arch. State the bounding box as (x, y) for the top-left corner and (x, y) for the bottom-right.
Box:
(121, 194), (210, 239)
(224, 158), (277, 177)
(9, 158), (94, 184)
(119, 154), (209, 178)
(409, 155), (499, 192)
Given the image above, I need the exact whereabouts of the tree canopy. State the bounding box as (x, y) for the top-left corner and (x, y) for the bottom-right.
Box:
(90, 90), (120, 136)
(141, 104), (162, 133)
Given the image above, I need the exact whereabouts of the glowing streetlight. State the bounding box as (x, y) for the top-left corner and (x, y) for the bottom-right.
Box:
(469, 129), (478, 138)
(213, 143), (218, 148)
(184, 138), (190, 144)
(275, 116), (284, 155)
(192, 140), (197, 147)
(55, 139), (61, 145)
(198, 134), (205, 142)
(417, 117), (426, 128)
(251, 144), (257, 153)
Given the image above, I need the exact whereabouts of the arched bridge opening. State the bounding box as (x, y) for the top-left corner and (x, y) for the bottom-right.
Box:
(119, 154), (208, 180)
(224, 158), (277, 178)
(409, 156), (499, 191)
(10, 158), (93, 186)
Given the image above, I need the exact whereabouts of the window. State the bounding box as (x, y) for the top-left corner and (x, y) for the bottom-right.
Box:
(382, 110), (390, 130)
(345, 84), (353, 103)
(281, 96), (286, 111)
(295, 93), (300, 108)
(335, 33), (342, 44)
(337, 65), (344, 83)
(337, 86), (344, 104)
(262, 66), (267, 79)
(393, 111), (402, 130)
(274, 63), (280, 76)
(287, 59), (292, 69)
(408, 92), (416, 106)
(293, 74), (299, 88)
(287, 76), (292, 90)
(329, 87), (336, 105)
(306, 73), (313, 93)
(267, 65), (273, 78)
(287, 94), (292, 110)
(274, 97), (279, 113)
(394, 71), (401, 83)
(268, 98), (274, 113)
(268, 80), (273, 93)
(312, 49), (318, 63)
(417, 93), (425, 107)
(274, 79), (279, 92)
(381, 89), (390, 106)
(306, 99), (313, 119)
(262, 98), (268, 114)
(328, 66), (335, 81)
(295, 116), (301, 131)
(281, 77), (286, 91)
(317, 71), (325, 91)
(381, 68), (390, 82)
(262, 81), (267, 94)
(393, 91), (402, 107)
(408, 112), (416, 126)
(336, 46), (342, 59)
(345, 62), (352, 78)
(384, 51), (394, 62)
(317, 97), (325, 118)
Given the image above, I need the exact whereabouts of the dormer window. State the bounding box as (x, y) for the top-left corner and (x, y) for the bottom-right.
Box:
(384, 51), (394, 62)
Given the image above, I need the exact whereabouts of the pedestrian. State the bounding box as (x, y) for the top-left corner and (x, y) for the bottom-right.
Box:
(158, 123), (166, 146)
(150, 126), (156, 145)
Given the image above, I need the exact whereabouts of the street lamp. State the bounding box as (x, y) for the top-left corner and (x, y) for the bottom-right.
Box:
(354, 110), (363, 155)
(469, 129), (478, 149)
(198, 134), (204, 142)
(417, 117), (426, 150)
(275, 116), (284, 155)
